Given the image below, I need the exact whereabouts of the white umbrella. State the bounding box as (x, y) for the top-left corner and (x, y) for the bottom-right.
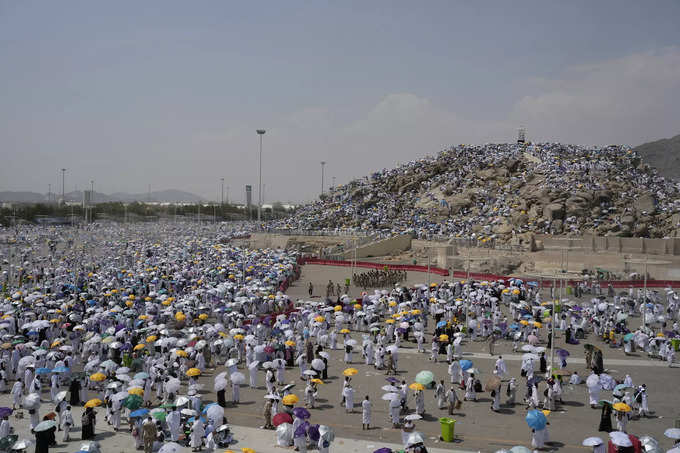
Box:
(303, 370), (317, 376)
(381, 385), (399, 392)
(158, 442), (183, 453)
(382, 392), (400, 401)
(609, 431), (632, 447)
(180, 408), (197, 416)
(311, 358), (325, 371)
(215, 372), (228, 381)
(248, 361), (260, 370)
(665, 428), (680, 440)
(230, 372), (245, 385)
(22, 393), (40, 410)
(11, 439), (32, 450)
(206, 404), (224, 421)
(174, 396), (190, 406)
(214, 379), (227, 391)
(226, 358), (239, 367)
(582, 437), (603, 446)
(54, 390), (68, 402)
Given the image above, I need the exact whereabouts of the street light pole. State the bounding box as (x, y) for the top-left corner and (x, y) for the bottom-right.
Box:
(220, 178), (224, 206)
(256, 129), (266, 222)
(320, 161), (326, 195)
(61, 168), (66, 203)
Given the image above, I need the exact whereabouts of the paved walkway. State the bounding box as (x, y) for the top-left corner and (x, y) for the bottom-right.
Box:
(230, 424), (477, 453)
(397, 349), (673, 367)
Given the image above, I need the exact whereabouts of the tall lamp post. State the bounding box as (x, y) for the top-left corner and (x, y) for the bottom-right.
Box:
(320, 161), (326, 195)
(61, 168), (66, 203)
(256, 129), (266, 221)
(220, 178), (225, 206)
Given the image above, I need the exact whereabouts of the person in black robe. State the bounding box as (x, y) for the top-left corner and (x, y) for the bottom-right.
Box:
(599, 402), (613, 432)
(34, 429), (51, 453)
(217, 389), (226, 408)
(81, 407), (96, 440)
(69, 379), (81, 406)
(539, 353), (547, 374)
(593, 350), (604, 374)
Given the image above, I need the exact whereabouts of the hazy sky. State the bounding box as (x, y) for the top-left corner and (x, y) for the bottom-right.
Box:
(2, 1), (680, 202)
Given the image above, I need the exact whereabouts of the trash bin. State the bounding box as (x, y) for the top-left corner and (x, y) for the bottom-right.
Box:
(671, 338), (680, 352)
(439, 417), (456, 442)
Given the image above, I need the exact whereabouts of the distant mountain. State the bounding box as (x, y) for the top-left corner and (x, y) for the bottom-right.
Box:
(0, 189), (204, 203)
(0, 191), (46, 202)
(633, 133), (680, 180)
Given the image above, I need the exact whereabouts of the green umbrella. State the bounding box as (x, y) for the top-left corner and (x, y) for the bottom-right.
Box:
(414, 370), (434, 386)
(151, 411), (166, 422)
(0, 435), (17, 450)
(623, 333), (634, 342)
(123, 394), (143, 410)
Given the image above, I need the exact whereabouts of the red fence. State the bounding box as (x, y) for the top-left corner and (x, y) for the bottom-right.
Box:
(300, 257), (680, 288)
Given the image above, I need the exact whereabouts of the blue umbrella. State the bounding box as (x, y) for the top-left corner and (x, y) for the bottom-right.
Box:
(201, 403), (218, 415)
(134, 372), (149, 380)
(525, 409), (547, 430)
(52, 366), (69, 374)
(436, 320), (447, 328)
(459, 360), (473, 371)
(35, 368), (52, 375)
(509, 324), (520, 330)
(130, 408), (149, 418)
(187, 416), (206, 423)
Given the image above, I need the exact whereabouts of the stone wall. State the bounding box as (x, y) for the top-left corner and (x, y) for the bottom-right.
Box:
(537, 234), (680, 256)
(343, 234), (413, 259)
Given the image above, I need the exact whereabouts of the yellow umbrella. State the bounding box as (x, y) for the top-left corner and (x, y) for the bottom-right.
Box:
(385, 319), (395, 324)
(613, 402), (631, 412)
(199, 314), (209, 320)
(89, 373), (106, 382)
(519, 320), (529, 326)
(343, 368), (358, 376)
(125, 301), (134, 307)
(439, 334), (449, 342)
(411, 309), (421, 315)
(533, 322), (543, 328)
(162, 301), (171, 306)
(310, 378), (324, 384)
(334, 306), (342, 312)
(314, 316), (325, 323)
(186, 368), (201, 377)
(542, 410), (551, 416)
(512, 289), (520, 295)
(175, 312), (186, 321)
(49, 319), (60, 324)
(285, 340), (296, 347)
(146, 335), (157, 343)
(174, 350), (188, 358)
(242, 448), (255, 453)
(102, 336), (114, 344)
(233, 334), (244, 340)
(282, 394), (299, 405)
(128, 387), (144, 396)
(84, 398), (103, 408)
(218, 332), (228, 338)
(339, 329), (350, 334)
(138, 315), (149, 320)
(50, 339), (62, 348)
(134, 344), (146, 351)
(353, 304), (362, 309)
(0, 343), (11, 349)
(388, 301), (397, 307)
(409, 382), (425, 391)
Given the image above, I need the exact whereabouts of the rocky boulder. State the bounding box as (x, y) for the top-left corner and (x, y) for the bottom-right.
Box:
(543, 203), (564, 221)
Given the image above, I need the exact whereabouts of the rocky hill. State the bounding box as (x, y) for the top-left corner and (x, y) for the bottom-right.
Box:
(633, 134), (680, 181)
(269, 143), (680, 242)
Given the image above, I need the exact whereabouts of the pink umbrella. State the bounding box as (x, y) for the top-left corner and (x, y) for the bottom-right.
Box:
(527, 335), (539, 345)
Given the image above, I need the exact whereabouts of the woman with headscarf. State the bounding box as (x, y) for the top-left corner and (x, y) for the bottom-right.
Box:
(598, 401), (612, 432)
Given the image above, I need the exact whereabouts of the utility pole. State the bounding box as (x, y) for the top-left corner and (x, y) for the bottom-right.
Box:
(256, 129), (266, 221)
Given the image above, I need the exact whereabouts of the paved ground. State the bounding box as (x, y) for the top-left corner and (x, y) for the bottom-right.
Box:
(1, 263), (678, 453)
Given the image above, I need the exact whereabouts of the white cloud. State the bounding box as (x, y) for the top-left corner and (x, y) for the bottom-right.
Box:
(510, 47), (680, 145)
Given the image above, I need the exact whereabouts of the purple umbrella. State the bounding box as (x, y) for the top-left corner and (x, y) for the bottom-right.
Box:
(373, 449), (393, 453)
(556, 349), (570, 357)
(307, 424), (320, 441)
(385, 377), (399, 384)
(0, 407), (12, 418)
(294, 423), (308, 438)
(292, 407), (311, 419)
